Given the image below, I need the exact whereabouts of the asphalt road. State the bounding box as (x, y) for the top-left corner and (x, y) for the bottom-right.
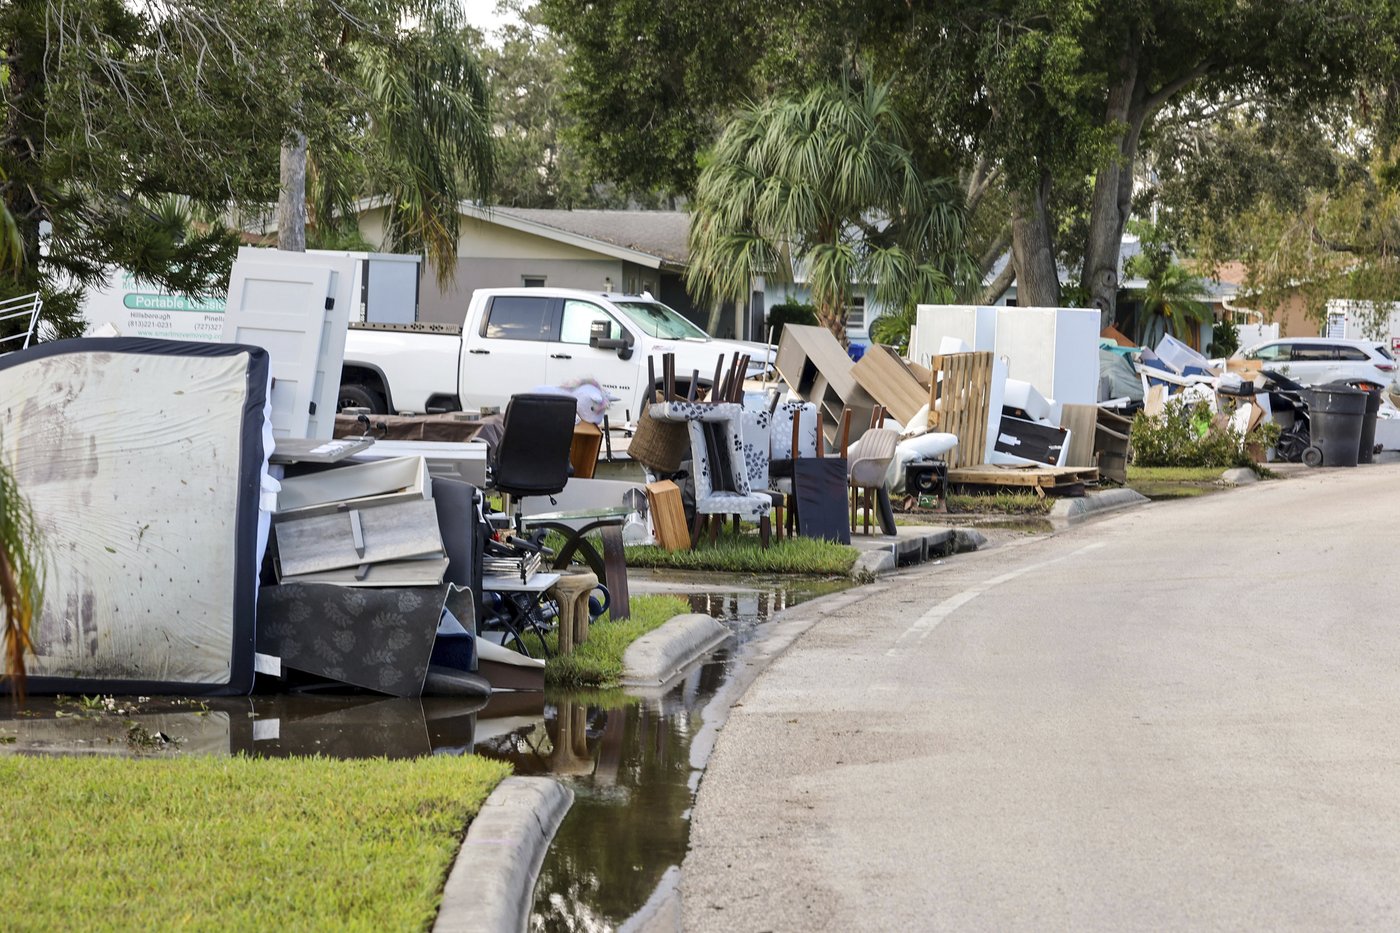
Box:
(680, 466), (1400, 931)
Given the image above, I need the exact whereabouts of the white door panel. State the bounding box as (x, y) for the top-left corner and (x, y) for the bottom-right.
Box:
(224, 259), (350, 439)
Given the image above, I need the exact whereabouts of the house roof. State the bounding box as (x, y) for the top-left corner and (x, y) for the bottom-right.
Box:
(460, 205), (692, 270)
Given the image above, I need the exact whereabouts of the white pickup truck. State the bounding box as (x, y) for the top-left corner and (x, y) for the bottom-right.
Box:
(338, 287), (774, 419)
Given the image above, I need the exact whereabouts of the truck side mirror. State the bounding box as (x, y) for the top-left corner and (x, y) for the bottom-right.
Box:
(589, 321), (634, 360)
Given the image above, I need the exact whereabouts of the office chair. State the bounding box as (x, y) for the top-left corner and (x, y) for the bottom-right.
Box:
(490, 392), (578, 534)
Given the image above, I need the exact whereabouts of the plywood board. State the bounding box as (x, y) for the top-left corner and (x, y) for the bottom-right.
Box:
(1059, 404), (1100, 468)
(570, 421), (603, 479)
(852, 346), (928, 425)
(1145, 384), (1168, 418)
(645, 480), (689, 551)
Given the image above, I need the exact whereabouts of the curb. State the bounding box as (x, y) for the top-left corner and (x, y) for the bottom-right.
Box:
(434, 777), (574, 933)
(1049, 487), (1150, 524)
(620, 613), (730, 690)
(850, 527), (988, 579)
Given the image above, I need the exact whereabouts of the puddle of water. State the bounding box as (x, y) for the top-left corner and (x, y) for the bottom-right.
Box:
(0, 574), (849, 932)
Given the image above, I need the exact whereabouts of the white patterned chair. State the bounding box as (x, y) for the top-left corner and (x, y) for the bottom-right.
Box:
(651, 401), (773, 547)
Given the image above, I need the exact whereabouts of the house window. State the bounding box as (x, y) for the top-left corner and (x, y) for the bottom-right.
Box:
(522, 275), (546, 288)
(846, 295), (866, 329)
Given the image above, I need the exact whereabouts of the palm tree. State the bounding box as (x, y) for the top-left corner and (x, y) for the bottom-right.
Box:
(687, 72), (975, 345)
(0, 456), (44, 698)
(278, 4), (494, 286)
(1126, 232), (1214, 345)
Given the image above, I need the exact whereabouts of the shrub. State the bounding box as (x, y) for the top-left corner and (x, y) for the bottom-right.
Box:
(1208, 320), (1240, 357)
(1130, 400), (1279, 469)
(766, 301), (818, 341)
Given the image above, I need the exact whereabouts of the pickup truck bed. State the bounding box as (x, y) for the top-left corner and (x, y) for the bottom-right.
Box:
(343, 322), (464, 413)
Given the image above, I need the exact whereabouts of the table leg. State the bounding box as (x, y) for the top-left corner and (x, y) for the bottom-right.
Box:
(599, 524), (631, 620)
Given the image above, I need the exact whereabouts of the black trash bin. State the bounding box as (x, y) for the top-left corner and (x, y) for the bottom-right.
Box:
(1335, 380), (1383, 463)
(1302, 385), (1367, 467)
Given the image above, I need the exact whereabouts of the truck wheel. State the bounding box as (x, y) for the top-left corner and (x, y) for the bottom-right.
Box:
(339, 383), (386, 414)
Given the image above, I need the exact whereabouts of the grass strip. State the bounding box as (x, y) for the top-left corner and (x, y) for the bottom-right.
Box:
(945, 491), (1052, 515)
(625, 531), (858, 575)
(0, 754), (509, 932)
(526, 594), (690, 689)
(1127, 466), (1227, 482)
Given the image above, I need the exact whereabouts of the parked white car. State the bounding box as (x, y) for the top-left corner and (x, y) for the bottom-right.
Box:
(1232, 337), (1397, 386)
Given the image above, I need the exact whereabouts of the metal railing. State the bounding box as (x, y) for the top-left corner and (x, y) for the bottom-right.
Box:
(0, 292), (42, 354)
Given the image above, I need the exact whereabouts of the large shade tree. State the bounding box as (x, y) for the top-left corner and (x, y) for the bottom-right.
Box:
(686, 75), (976, 345)
(543, 0), (1389, 327)
(1147, 89), (1400, 337)
(0, 0), (308, 339)
(275, 1), (494, 286)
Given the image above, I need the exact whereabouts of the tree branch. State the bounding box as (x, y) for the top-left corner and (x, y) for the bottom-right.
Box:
(979, 258), (1016, 305)
(1144, 62), (1215, 118)
(977, 223), (1011, 275)
(1311, 227), (1360, 254)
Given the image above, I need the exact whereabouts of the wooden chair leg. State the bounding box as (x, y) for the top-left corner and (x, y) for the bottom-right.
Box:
(708, 515), (722, 545)
(731, 514), (740, 536)
(759, 514), (771, 549)
(690, 511), (705, 547)
(864, 487), (873, 535)
(849, 486), (857, 533)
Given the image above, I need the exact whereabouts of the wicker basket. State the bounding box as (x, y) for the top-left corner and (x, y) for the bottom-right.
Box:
(628, 403), (690, 473)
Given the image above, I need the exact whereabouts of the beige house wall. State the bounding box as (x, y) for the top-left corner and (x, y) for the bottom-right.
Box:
(356, 206), (654, 326)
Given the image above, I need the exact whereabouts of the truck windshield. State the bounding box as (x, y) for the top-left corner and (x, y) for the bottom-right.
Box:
(612, 301), (710, 340)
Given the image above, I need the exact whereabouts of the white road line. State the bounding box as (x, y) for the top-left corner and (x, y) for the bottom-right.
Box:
(886, 541), (1107, 656)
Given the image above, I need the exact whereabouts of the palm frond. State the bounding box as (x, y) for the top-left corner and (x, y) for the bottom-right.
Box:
(0, 455), (44, 699)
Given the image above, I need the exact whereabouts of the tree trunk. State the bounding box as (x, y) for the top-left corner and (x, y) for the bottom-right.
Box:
(816, 302), (848, 348)
(1082, 45), (1146, 331)
(1009, 173), (1060, 307)
(277, 132), (308, 252)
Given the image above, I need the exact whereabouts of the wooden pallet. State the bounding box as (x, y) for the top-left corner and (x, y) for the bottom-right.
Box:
(852, 345), (928, 426)
(947, 464), (1099, 497)
(929, 351), (993, 469)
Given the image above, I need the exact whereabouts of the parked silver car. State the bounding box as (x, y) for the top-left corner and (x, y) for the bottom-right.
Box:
(1232, 337), (1397, 386)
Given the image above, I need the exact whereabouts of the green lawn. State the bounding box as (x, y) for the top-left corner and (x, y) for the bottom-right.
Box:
(527, 593), (690, 689)
(625, 531), (858, 575)
(0, 754), (509, 932)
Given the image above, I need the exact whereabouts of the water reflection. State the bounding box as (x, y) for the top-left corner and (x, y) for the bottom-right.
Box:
(0, 576), (847, 932)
